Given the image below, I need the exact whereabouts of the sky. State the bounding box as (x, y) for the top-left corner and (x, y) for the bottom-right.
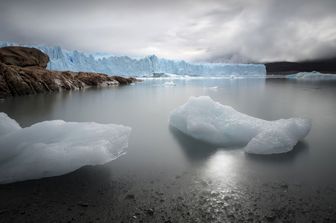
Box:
(0, 0), (335, 63)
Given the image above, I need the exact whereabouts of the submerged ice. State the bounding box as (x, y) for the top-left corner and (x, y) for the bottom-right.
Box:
(169, 96), (311, 154)
(0, 113), (131, 183)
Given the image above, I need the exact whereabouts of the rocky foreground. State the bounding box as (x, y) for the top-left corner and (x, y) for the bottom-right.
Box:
(0, 157), (335, 223)
(0, 46), (137, 98)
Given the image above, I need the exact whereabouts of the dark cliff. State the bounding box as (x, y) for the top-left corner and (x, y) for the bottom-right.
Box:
(265, 57), (336, 75)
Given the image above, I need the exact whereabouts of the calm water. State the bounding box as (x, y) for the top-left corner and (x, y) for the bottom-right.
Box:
(1, 78), (336, 187)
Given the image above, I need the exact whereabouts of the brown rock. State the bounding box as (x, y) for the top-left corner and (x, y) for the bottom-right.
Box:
(0, 63), (138, 98)
(0, 46), (49, 68)
(0, 46), (139, 98)
(76, 72), (117, 86)
(112, 76), (137, 85)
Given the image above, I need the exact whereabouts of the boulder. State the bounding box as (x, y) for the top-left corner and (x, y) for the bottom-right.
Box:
(0, 46), (49, 68)
(0, 46), (138, 98)
(0, 62), (137, 98)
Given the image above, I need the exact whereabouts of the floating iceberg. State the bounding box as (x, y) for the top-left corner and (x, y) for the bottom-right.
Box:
(206, 86), (219, 91)
(287, 72), (336, 80)
(0, 113), (131, 183)
(0, 113), (21, 136)
(169, 96), (311, 154)
(162, 81), (176, 87)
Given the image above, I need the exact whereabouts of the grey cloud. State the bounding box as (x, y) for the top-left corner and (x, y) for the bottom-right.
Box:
(200, 0), (336, 62)
(0, 0), (335, 62)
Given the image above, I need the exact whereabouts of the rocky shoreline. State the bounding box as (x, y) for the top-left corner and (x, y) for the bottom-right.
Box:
(0, 46), (138, 99)
(0, 156), (335, 223)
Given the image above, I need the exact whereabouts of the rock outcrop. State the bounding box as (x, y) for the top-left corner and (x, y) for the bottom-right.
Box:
(0, 46), (49, 68)
(0, 47), (138, 98)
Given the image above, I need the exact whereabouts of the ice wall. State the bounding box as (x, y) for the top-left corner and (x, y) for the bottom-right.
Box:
(0, 41), (266, 77)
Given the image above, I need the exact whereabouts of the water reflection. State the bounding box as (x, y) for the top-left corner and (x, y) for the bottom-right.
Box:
(169, 126), (218, 163)
(171, 123), (310, 166)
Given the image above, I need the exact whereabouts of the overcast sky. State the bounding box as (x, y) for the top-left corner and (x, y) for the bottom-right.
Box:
(0, 0), (335, 62)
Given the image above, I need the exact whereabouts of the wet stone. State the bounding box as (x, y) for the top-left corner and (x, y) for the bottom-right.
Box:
(145, 208), (154, 216)
(125, 194), (135, 200)
(77, 202), (89, 207)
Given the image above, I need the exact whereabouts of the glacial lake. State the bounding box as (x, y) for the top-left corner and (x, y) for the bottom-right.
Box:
(2, 77), (336, 222)
(1, 77), (336, 188)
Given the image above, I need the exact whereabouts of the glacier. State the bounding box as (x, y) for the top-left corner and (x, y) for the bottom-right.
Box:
(169, 96), (311, 154)
(0, 113), (131, 183)
(0, 41), (266, 77)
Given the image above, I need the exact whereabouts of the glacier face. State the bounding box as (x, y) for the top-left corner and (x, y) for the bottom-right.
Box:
(0, 41), (266, 77)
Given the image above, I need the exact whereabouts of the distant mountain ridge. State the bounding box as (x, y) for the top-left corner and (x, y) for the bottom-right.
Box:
(0, 41), (265, 76)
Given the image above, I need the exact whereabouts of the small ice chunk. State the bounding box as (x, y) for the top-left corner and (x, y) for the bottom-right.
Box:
(287, 72), (336, 80)
(154, 81), (177, 87)
(206, 86), (218, 91)
(162, 81), (176, 86)
(169, 96), (311, 155)
(0, 113), (131, 183)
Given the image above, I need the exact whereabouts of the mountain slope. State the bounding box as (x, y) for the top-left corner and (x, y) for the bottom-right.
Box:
(265, 57), (336, 75)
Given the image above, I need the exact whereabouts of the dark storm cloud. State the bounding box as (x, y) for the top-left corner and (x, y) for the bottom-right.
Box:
(0, 0), (335, 62)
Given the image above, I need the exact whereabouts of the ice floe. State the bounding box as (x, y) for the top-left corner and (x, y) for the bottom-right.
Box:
(206, 86), (219, 91)
(162, 81), (176, 86)
(287, 72), (336, 80)
(0, 113), (131, 183)
(169, 96), (311, 155)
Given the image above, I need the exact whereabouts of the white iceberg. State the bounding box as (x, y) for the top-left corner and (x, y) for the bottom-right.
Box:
(287, 71), (336, 80)
(0, 113), (131, 183)
(162, 81), (176, 87)
(169, 96), (311, 155)
(206, 86), (219, 91)
(0, 113), (21, 136)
